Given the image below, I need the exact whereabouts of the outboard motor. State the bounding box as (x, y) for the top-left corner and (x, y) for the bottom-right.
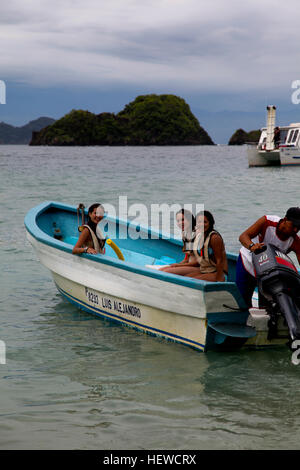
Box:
(252, 244), (300, 341)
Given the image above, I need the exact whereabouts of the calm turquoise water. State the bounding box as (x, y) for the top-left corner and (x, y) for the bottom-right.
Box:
(1, 145), (300, 450)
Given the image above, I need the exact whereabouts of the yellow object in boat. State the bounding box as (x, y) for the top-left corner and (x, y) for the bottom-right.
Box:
(106, 239), (124, 260)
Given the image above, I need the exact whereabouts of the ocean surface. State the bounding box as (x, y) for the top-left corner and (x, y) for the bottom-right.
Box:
(1, 144), (300, 450)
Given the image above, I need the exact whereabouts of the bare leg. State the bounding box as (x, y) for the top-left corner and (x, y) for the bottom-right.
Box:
(160, 264), (180, 272)
(160, 265), (200, 276)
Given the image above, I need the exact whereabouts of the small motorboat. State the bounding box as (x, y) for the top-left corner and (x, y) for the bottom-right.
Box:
(25, 201), (298, 352)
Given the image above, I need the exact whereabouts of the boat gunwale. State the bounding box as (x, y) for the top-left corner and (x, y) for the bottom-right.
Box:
(24, 201), (240, 294)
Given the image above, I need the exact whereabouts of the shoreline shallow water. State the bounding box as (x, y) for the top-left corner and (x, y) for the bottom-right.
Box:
(1, 145), (300, 450)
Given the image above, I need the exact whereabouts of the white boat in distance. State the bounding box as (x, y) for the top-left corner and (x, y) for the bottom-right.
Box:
(25, 202), (294, 353)
(247, 105), (300, 167)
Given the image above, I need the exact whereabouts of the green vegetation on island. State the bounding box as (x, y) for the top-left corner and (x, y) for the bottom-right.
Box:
(29, 94), (214, 146)
(0, 117), (55, 144)
(228, 128), (260, 145)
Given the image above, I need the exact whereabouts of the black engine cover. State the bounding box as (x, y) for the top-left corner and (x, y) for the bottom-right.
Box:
(252, 244), (300, 340)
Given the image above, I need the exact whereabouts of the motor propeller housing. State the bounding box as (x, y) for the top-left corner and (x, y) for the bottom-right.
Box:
(252, 244), (300, 340)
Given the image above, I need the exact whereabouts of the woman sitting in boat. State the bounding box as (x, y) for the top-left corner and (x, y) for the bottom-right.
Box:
(186, 210), (228, 282)
(72, 203), (106, 255)
(159, 209), (199, 275)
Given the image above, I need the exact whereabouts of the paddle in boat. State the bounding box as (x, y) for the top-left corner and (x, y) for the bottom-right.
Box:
(24, 201), (300, 352)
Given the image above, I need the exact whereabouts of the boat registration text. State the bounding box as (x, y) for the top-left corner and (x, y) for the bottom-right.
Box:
(85, 287), (141, 318)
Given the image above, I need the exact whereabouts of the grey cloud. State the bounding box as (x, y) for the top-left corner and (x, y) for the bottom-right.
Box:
(0, 0), (299, 93)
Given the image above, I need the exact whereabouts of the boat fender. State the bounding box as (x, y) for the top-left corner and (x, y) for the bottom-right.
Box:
(106, 239), (125, 261)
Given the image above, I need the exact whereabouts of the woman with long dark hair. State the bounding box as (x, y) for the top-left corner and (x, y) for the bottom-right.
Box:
(186, 210), (228, 282)
(159, 208), (200, 275)
(72, 203), (106, 255)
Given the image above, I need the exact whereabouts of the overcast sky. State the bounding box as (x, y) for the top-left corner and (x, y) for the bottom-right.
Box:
(1, 0), (300, 141)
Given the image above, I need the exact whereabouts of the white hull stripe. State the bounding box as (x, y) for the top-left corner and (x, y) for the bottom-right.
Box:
(56, 284), (206, 351)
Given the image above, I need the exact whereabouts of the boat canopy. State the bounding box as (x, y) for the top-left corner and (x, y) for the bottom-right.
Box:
(258, 125), (300, 149)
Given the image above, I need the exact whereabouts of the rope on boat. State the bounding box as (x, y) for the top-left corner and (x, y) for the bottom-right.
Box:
(77, 203), (85, 232)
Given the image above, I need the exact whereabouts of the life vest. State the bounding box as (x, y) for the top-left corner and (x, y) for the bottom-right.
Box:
(182, 230), (196, 253)
(193, 230), (219, 274)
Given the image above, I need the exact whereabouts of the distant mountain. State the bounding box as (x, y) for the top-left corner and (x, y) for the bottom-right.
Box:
(0, 117), (55, 144)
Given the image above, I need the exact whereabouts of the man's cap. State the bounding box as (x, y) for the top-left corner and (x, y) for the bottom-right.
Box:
(285, 207), (300, 227)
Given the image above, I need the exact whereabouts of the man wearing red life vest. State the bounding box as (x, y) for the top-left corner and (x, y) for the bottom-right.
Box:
(236, 207), (300, 307)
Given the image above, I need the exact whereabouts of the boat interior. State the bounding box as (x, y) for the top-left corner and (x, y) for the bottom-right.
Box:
(35, 204), (238, 284)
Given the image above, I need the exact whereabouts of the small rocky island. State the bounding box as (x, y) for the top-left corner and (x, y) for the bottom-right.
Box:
(30, 94), (214, 146)
(228, 128), (260, 145)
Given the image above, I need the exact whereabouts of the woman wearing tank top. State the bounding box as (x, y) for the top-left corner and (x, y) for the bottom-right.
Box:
(186, 211), (228, 282)
(72, 203), (106, 255)
(159, 209), (199, 276)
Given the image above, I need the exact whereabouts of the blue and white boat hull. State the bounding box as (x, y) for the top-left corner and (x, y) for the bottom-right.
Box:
(25, 202), (290, 352)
